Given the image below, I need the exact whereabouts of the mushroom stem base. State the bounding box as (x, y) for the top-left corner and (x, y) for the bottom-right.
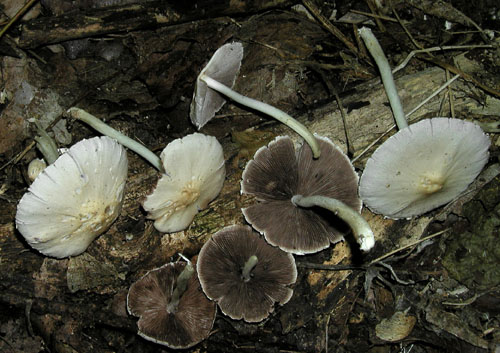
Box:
(292, 195), (375, 252)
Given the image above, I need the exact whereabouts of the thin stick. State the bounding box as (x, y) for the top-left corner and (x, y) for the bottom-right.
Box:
(0, 0), (39, 39)
(296, 262), (365, 271)
(301, 0), (361, 57)
(446, 71), (456, 119)
(420, 56), (500, 98)
(392, 6), (423, 50)
(393, 45), (495, 74)
(369, 228), (449, 265)
(349, 9), (398, 22)
(335, 93), (354, 156)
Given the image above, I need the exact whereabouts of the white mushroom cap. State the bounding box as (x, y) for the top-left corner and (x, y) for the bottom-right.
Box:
(143, 133), (225, 233)
(189, 42), (243, 129)
(16, 136), (128, 258)
(359, 118), (490, 219)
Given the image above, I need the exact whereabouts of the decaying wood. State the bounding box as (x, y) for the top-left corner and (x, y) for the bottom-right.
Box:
(18, 0), (297, 48)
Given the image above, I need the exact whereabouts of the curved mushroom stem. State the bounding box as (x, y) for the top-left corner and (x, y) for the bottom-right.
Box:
(201, 75), (321, 159)
(167, 260), (195, 313)
(358, 27), (408, 130)
(241, 255), (258, 282)
(34, 123), (59, 165)
(67, 107), (163, 172)
(292, 195), (375, 252)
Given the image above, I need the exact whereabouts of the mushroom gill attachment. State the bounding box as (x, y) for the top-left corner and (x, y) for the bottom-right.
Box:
(127, 261), (216, 349)
(197, 225), (297, 323)
(15, 136), (128, 258)
(359, 118), (490, 219)
(241, 135), (361, 255)
(143, 133), (225, 233)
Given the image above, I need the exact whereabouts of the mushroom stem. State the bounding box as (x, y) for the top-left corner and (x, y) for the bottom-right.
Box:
(241, 255), (258, 282)
(358, 27), (408, 130)
(167, 261), (195, 313)
(201, 75), (321, 159)
(292, 195), (375, 252)
(34, 123), (59, 165)
(67, 107), (163, 171)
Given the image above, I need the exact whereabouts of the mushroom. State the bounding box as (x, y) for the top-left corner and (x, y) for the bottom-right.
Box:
(358, 27), (490, 219)
(142, 133), (225, 233)
(67, 108), (226, 233)
(358, 117), (490, 218)
(27, 158), (46, 182)
(190, 42), (321, 158)
(197, 225), (297, 323)
(15, 136), (128, 258)
(127, 259), (216, 348)
(242, 135), (364, 254)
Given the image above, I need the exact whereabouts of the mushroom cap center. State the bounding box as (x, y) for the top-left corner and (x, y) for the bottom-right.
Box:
(75, 198), (120, 236)
(417, 172), (445, 195)
(179, 179), (201, 208)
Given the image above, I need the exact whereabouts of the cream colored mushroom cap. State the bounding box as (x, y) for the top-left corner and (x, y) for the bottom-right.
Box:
(359, 118), (490, 219)
(15, 136), (128, 258)
(143, 133), (225, 233)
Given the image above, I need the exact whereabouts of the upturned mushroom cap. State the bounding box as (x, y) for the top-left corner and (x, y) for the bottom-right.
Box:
(143, 133), (225, 233)
(127, 261), (216, 349)
(190, 42), (244, 129)
(15, 136), (128, 258)
(197, 225), (297, 323)
(359, 118), (490, 219)
(241, 135), (361, 255)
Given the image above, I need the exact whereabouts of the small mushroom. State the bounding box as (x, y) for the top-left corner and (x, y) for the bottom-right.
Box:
(241, 135), (362, 254)
(27, 158), (46, 182)
(142, 133), (225, 233)
(190, 42), (320, 158)
(358, 27), (490, 218)
(127, 260), (216, 349)
(15, 136), (128, 258)
(197, 225), (297, 323)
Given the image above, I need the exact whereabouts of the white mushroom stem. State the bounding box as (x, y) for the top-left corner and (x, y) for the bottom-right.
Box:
(167, 261), (195, 313)
(358, 27), (408, 130)
(292, 195), (375, 252)
(241, 255), (258, 282)
(67, 107), (163, 171)
(34, 124), (59, 164)
(201, 75), (321, 159)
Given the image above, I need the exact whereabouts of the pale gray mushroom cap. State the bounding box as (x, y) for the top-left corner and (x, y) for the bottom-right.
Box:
(143, 133), (225, 233)
(359, 118), (490, 219)
(189, 42), (244, 129)
(15, 136), (128, 258)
